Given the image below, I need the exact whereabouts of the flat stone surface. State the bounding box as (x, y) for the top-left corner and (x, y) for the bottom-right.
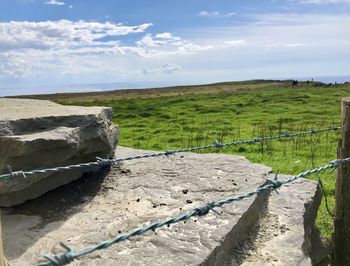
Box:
(1, 147), (325, 265)
(0, 98), (105, 121)
(3, 146), (271, 266)
(0, 98), (118, 206)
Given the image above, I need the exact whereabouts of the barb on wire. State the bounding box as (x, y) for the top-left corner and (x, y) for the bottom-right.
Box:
(7, 165), (26, 180)
(96, 157), (112, 168)
(35, 156), (350, 266)
(265, 171), (282, 192)
(214, 139), (223, 148)
(0, 126), (340, 182)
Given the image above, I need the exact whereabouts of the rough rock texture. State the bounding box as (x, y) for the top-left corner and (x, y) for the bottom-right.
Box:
(231, 175), (329, 266)
(2, 147), (327, 265)
(0, 98), (118, 206)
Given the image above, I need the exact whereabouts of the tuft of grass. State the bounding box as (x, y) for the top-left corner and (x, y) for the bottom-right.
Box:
(54, 82), (350, 239)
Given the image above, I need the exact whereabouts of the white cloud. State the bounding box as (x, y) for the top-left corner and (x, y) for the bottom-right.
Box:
(224, 12), (237, 17)
(198, 11), (237, 18)
(0, 53), (32, 78)
(0, 20), (152, 52)
(284, 43), (303, 47)
(161, 63), (182, 74)
(0, 20), (213, 78)
(155, 32), (180, 40)
(135, 33), (212, 57)
(45, 0), (65, 6)
(142, 63), (182, 75)
(198, 11), (220, 17)
(264, 42), (303, 48)
(136, 33), (182, 48)
(0, 20), (153, 77)
(224, 39), (247, 46)
(1, 13), (349, 86)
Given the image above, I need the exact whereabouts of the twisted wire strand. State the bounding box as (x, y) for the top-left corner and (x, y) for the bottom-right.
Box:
(35, 156), (350, 266)
(0, 126), (340, 181)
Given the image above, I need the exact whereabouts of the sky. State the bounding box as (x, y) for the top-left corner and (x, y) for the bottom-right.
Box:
(0, 0), (350, 95)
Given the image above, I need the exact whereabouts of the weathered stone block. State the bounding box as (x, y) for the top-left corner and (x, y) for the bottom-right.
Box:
(2, 147), (326, 265)
(0, 98), (118, 206)
(233, 176), (329, 266)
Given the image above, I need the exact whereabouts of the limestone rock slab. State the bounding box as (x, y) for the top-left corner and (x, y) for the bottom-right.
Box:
(2, 147), (324, 265)
(4, 146), (271, 265)
(0, 98), (118, 206)
(232, 176), (329, 266)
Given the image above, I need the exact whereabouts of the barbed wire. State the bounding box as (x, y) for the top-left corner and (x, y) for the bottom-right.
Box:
(0, 126), (340, 182)
(35, 156), (350, 266)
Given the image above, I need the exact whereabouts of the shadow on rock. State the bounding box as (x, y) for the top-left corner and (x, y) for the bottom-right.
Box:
(2, 166), (112, 260)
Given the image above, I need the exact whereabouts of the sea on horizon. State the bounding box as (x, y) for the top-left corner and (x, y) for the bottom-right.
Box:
(0, 75), (349, 97)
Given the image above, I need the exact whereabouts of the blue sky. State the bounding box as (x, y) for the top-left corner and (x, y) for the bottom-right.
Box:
(0, 0), (350, 94)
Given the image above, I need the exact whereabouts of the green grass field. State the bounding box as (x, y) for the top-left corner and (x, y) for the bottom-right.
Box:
(52, 81), (350, 239)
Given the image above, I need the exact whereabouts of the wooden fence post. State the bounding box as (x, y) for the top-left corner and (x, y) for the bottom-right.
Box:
(0, 211), (7, 266)
(332, 97), (350, 265)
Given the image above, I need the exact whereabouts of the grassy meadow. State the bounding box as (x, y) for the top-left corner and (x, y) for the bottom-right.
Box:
(49, 80), (350, 239)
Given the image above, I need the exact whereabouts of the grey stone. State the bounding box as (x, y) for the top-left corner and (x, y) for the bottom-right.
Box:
(231, 175), (329, 266)
(0, 98), (118, 206)
(1, 147), (326, 265)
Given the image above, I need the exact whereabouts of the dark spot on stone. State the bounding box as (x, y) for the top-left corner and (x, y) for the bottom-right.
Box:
(186, 199), (193, 204)
(153, 205), (157, 208)
(118, 230), (122, 234)
(182, 189), (189, 194)
(160, 203), (167, 206)
(136, 198), (140, 202)
(121, 169), (131, 174)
